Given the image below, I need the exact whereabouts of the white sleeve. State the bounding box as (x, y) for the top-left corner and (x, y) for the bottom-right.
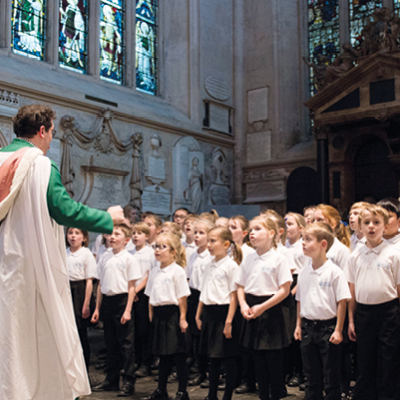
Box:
(127, 256), (143, 282)
(84, 249), (97, 279)
(144, 269), (155, 297)
(277, 258), (293, 287)
(228, 263), (239, 293)
(345, 254), (356, 284)
(92, 234), (102, 255)
(174, 267), (191, 299)
(333, 269), (352, 302)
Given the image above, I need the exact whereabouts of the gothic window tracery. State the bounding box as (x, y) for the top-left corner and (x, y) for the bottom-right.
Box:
(100, 0), (125, 85)
(11, 0), (46, 60)
(135, 0), (157, 95)
(59, 0), (88, 73)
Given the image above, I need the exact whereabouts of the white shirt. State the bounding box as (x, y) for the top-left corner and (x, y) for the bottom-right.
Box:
(345, 241), (400, 305)
(277, 242), (296, 272)
(326, 238), (351, 270)
(241, 243), (255, 264)
(350, 232), (366, 253)
(187, 249), (212, 290)
(125, 239), (135, 252)
(97, 246), (111, 264)
(66, 247), (97, 281)
(384, 232), (400, 251)
(236, 248), (293, 296)
(183, 241), (197, 262)
(91, 234), (102, 255)
(96, 249), (142, 296)
(296, 259), (351, 320)
(286, 239), (310, 275)
(128, 245), (156, 288)
(145, 262), (191, 306)
(200, 256), (239, 305)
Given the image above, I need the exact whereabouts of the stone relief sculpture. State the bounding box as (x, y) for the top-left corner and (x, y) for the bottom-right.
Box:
(184, 157), (203, 214)
(302, 54), (327, 91)
(59, 108), (143, 209)
(325, 43), (361, 84)
(209, 148), (231, 205)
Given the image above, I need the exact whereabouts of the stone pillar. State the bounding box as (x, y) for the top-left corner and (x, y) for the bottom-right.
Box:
(125, 0), (135, 88)
(314, 125), (329, 203)
(88, 0), (100, 78)
(0, 0), (12, 50)
(46, 0), (59, 65)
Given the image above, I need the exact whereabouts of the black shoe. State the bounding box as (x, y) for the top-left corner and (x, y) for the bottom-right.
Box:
(92, 379), (119, 392)
(172, 391), (190, 400)
(118, 382), (135, 397)
(217, 381), (226, 391)
(188, 374), (205, 386)
(235, 382), (256, 394)
(287, 374), (303, 387)
(142, 389), (169, 400)
(135, 366), (152, 378)
(200, 378), (210, 388)
(168, 372), (178, 383)
(299, 382), (306, 391)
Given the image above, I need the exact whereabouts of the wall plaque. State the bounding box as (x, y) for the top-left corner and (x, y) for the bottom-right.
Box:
(248, 87), (268, 124)
(208, 102), (230, 134)
(245, 179), (285, 203)
(142, 185), (171, 215)
(205, 76), (231, 101)
(247, 131), (271, 163)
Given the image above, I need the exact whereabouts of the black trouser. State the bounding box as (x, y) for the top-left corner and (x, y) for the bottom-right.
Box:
(300, 318), (341, 400)
(253, 349), (283, 400)
(208, 357), (237, 400)
(354, 299), (400, 400)
(78, 327), (90, 370)
(102, 293), (135, 385)
(158, 353), (188, 393)
(134, 290), (152, 369)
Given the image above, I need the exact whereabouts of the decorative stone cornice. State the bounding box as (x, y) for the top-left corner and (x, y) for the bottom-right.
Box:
(0, 90), (20, 107)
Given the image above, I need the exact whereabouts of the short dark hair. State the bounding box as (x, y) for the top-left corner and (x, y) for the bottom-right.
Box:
(173, 208), (190, 217)
(13, 105), (56, 139)
(377, 198), (400, 218)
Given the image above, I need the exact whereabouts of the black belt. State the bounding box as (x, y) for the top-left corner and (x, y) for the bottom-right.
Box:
(303, 317), (336, 327)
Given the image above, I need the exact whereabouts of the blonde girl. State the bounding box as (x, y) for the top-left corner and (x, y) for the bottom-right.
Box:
(196, 227), (242, 400)
(237, 216), (292, 400)
(66, 227), (97, 369)
(144, 233), (190, 400)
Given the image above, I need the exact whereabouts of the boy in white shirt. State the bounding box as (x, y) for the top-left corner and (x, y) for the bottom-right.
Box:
(91, 224), (142, 396)
(378, 198), (400, 248)
(295, 222), (351, 400)
(348, 202), (368, 252)
(182, 214), (199, 261)
(346, 205), (400, 400)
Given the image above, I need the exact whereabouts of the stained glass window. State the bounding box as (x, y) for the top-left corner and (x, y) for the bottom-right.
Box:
(394, 0), (400, 13)
(100, 0), (125, 85)
(350, 0), (382, 50)
(308, 0), (339, 95)
(59, 0), (88, 73)
(136, 0), (157, 95)
(11, 0), (46, 60)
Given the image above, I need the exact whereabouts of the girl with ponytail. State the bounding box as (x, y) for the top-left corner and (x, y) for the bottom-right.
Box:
(144, 233), (190, 400)
(195, 227), (242, 400)
(313, 204), (351, 270)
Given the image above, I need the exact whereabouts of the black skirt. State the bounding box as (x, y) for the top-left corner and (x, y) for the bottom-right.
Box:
(70, 280), (91, 329)
(188, 288), (201, 336)
(199, 304), (239, 358)
(150, 305), (191, 356)
(241, 293), (291, 351)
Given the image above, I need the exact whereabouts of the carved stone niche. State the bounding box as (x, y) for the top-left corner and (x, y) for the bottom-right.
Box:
(209, 147), (231, 205)
(59, 109), (143, 210)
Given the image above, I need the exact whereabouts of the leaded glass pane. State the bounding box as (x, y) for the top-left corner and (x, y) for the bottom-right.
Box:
(11, 0), (46, 60)
(350, 0), (382, 50)
(136, 0), (157, 95)
(59, 0), (88, 74)
(308, 0), (339, 95)
(100, 0), (125, 85)
(395, 0), (400, 12)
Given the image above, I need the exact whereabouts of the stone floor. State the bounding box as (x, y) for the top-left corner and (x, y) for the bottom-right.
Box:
(82, 329), (305, 400)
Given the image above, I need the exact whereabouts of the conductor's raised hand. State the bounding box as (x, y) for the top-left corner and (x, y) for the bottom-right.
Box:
(107, 206), (125, 225)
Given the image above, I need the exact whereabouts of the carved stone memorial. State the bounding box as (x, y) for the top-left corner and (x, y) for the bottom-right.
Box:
(209, 147), (231, 205)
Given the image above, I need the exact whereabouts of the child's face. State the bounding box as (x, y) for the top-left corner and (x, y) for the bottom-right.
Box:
(228, 219), (247, 244)
(304, 209), (315, 225)
(132, 229), (148, 248)
(312, 210), (329, 225)
(302, 232), (325, 258)
(249, 222), (274, 250)
(109, 228), (130, 253)
(194, 223), (208, 249)
(349, 208), (362, 232)
(67, 228), (85, 250)
(173, 210), (188, 228)
(153, 238), (175, 265)
(285, 216), (302, 239)
(144, 217), (160, 243)
(184, 219), (195, 240)
(207, 231), (229, 258)
(383, 211), (399, 237)
(360, 211), (386, 244)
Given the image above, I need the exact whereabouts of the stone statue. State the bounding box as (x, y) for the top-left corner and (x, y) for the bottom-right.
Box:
(184, 157), (203, 214)
(302, 54), (327, 91)
(326, 43), (361, 84)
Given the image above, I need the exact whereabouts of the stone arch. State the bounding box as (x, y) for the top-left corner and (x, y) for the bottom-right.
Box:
(286, 166), (318, 213)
